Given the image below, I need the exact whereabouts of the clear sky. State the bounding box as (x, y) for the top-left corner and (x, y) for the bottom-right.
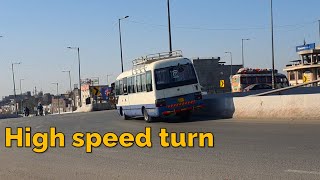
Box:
(1, 0), (320, 98)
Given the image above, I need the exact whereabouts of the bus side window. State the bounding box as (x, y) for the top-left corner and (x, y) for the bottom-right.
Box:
(123, 77), (128, 95)
(119, 79), (123, 95)
(128, 77), (132, 94)
(132, 76), (136, 93)
(146, 71), (153, 92)
(266, 76), (272, 83)
(141, 73), (146, 92)
(240, 77), (247, 84)
(136, 74), (142, 92)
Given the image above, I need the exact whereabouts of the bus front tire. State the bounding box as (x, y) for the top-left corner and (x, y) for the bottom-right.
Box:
(143, 108), (153, 123)
(123, 113), (130, 120)
(120, 107), (130, 120)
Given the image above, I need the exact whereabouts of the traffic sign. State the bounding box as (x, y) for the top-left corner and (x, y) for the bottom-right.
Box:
(303, 75), (307, 83)
(91, 87), (100, 96)
(220, 80), (225, 88)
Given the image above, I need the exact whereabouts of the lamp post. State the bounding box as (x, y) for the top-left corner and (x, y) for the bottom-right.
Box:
(67, 46), (82, 107)
(167, 0), (173, 53)
(318, 20), (320, 43)
(225, 52), (233, 77)
(52, 83), (60, 114)
(241, 38), (250, 68)
(62, 70), (73, 112)
(270, 0), (276, 89)
(118, 16), (129, 73)
(11, 62), (21, 115)
(19, 79), (24, 113)
(106, 74), (112, 86)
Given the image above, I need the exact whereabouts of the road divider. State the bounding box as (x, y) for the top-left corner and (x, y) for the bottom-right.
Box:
(197, 94), (320, 119)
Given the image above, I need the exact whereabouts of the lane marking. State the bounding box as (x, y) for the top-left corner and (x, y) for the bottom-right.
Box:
(285, 169), (320, 175)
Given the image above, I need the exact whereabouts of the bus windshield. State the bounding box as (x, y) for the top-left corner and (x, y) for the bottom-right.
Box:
(155, 63), (198, 90)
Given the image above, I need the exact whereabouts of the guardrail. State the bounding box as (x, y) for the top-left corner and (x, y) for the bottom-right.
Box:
(252, 79), (320, 96)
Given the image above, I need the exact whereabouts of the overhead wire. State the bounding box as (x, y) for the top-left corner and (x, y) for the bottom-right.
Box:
(126, 19), (318, 32)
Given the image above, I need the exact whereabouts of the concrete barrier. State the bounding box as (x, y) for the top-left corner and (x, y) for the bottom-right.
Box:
(75, 103), (113, 113)
(233, 94), (320, 119)
(75, 104), (93, 113)
(0, 114), (20, 119)
(197, 94), (320, 119)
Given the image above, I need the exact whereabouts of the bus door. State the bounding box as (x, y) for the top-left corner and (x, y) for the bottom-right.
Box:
(121, 77), (131, 116)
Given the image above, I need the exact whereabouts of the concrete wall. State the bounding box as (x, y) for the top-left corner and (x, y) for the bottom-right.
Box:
(233, 94), (320, 119)
(198, 93), (320, 119)
(75, 104), (93, 113)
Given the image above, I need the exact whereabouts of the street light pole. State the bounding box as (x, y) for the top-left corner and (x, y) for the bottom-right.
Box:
(11, 62), (21, 115)
(241, 38), (250, 68)
(19, 79), (24, 113)
(52, 83), (60, 114)
(271, 0), (276, 89)
(67, 46), (82, 107)
(118, 16), (129, 73)
(62, 70), (73, 112)
(318, 20), (320, 43)
(225, 52), (233, 77)
(167, 0), (173, 53)
(106, 74), (112, 86)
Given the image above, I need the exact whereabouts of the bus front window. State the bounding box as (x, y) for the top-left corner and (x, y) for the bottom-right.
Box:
(155, 63), (198, 90)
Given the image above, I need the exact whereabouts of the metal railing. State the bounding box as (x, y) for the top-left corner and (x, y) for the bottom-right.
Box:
(252, 79), (320, 96)
(132, 50), (183, 66)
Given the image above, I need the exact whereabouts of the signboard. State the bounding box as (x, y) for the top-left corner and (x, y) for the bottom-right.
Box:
(90, 86), (112, 100)
(303, 72), (312, 83)
(220, 80), (225, 88)
(296, 43), (315, 52)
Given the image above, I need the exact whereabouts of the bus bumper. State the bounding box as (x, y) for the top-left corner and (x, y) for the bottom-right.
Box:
(160, 103), (205, 117)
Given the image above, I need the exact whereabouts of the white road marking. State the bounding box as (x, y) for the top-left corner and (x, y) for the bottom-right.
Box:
(285, 169), (320, 175)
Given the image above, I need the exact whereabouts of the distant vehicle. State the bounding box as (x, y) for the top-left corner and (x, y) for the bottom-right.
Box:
(231, 68), (289, 92)
(243, 84), (272, 92)
(115, 50), (204, 122)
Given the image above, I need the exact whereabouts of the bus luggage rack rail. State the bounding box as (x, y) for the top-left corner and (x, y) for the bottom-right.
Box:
(132, 50), (183, 66)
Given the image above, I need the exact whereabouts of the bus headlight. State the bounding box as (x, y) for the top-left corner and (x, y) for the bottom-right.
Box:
(194, 92), (202, 100)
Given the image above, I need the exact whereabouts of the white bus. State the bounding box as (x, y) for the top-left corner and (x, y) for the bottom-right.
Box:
(115, 51), (204, 122)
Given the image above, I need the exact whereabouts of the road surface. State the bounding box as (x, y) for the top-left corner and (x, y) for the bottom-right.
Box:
(0, 110), (320, 180)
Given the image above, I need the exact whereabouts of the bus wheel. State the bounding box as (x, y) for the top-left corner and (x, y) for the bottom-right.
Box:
(143, 108), (153, 123)
(123, 113), (130, 120)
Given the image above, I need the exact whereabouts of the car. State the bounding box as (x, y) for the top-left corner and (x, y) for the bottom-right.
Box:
(243, 84), (272, 92)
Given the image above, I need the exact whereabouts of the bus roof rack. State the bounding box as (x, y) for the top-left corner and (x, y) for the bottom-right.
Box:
(132, 50), (183, 66)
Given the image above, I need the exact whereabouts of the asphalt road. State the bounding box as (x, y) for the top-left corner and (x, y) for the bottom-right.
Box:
(0, 110), (320, 180)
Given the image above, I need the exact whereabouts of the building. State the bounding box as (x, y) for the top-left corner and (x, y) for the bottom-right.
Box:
(51, 97), (72, 114)
(284, 43), (320, 86)
(193, 57), (243, 93)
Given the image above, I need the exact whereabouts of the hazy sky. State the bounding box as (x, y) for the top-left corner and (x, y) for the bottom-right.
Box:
(1, 0), (319, 98)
